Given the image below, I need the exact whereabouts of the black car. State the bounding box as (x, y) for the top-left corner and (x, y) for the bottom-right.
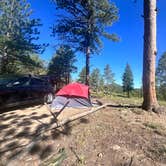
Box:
(0, 76), (55, 109)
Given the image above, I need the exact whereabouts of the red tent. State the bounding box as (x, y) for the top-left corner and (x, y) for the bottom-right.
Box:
(56, 82), (89, 99)
(51, 82), (92, 109)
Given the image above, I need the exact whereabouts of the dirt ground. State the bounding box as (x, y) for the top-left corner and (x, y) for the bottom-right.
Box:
(0, 99), (166, 166)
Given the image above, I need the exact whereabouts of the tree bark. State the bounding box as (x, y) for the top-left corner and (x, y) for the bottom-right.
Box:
(128, 90), (130, 98)
(1, 46), (8, 74)
(142, 0), (159, 111)
(85, 46), (90, 85)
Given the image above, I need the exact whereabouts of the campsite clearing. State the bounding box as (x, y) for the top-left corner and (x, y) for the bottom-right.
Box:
(0, 97), (166, 166)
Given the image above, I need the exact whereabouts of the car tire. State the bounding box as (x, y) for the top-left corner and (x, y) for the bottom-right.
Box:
(44, 93), (54, 104)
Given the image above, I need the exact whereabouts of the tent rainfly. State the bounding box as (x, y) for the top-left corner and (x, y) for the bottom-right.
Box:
(51, 82), (92, 109)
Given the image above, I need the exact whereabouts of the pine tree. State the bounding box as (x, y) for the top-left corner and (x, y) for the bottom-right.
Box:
(17, 54), (46, 75)
(156, 52), (166, 100)
(103, 64), (115, 95)
(77, 67), (86, 84)
(52, 0), (119, 85)
(103, 64), (115, 84)
(99, 76), (105, 92)
(48, 45), (77, 84)
(0, 0), (45, 75)
(122, 64), (134, 98)
(90, 68), (101, 92)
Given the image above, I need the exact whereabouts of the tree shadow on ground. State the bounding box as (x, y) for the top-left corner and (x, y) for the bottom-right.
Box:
(0, 102), (43, 114)
(0, 105), (89, 164)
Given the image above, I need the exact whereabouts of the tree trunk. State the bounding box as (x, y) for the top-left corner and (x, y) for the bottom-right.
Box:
(67, 72), (70, 84)
(142, 0), (159, 111)
(128, 90), (130, 98)
(1, 46), (8, 74)
(85, 46), (90, 85)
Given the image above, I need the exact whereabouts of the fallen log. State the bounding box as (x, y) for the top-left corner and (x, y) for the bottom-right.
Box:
(43, 103), (108, 132)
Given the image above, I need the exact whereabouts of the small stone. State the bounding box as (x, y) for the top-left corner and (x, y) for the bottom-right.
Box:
(97, 152), (103, 158)
(112, 145), (121, 151)
(26, 158), (32, 161)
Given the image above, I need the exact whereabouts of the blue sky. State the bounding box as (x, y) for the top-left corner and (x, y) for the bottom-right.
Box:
(28, 0), (166, 88)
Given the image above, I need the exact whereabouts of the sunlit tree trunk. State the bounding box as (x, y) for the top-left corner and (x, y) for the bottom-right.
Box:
(142, 0), (159, 111)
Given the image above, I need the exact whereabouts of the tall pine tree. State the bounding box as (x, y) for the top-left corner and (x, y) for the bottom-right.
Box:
(52, 0), (119, 85)
(0, 0), (45, 75)
(122, 64), (134, 98)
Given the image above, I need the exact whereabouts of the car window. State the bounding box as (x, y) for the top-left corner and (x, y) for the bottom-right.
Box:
(6, 77), (30, 87)
(30, 78), (45, 86)
(0, 77), (17, 86)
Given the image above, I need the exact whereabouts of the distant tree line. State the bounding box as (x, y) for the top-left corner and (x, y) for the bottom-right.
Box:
(77, 64), (135, 98)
